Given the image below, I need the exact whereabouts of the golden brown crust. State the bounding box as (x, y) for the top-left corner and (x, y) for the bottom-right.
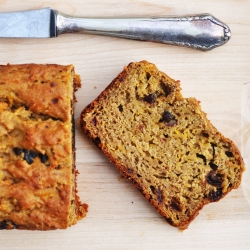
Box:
(80, 60), (245, 229)
(0, 63), (87, 230)
(0, 64), (80, 122)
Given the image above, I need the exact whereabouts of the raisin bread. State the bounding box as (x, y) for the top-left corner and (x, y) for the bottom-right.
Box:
(80, 60), (244, 229)
(0, 64), (88, 230)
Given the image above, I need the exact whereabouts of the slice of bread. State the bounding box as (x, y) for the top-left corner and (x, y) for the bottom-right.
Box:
(80, 60), (244, 229)
(0, 64), (88, 230)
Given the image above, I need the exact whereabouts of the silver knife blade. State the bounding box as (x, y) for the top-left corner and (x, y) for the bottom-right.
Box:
(0, 7), (231, 51)
(0, 8), (55, 38)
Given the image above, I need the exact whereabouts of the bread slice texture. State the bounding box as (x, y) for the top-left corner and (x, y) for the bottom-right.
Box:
(80, 61), (244, 229)
(0, 64), (88, 230)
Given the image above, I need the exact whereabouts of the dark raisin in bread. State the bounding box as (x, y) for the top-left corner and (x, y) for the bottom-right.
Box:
(0, 63), (88, 230)
(80, 60), (244, 229)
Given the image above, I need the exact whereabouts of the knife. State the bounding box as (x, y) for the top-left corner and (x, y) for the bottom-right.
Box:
(0, 8), (231, 51)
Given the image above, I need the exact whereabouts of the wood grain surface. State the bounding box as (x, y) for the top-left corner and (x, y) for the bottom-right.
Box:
(0, 0), (250, 249)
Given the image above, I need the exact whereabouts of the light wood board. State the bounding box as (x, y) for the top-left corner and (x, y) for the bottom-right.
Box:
(0, 0), (250, 249)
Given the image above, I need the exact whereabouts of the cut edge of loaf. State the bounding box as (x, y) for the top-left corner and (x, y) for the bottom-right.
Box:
(80, 60), (245, 230)
(69, 67), (88, 227)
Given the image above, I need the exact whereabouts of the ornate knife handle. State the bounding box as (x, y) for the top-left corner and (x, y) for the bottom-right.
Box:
(55, 11), (231, 51)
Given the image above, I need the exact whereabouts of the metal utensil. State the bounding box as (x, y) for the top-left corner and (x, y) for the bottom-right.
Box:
(0, 8), (231, 51)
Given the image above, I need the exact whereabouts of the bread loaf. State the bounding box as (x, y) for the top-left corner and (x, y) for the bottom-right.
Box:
(80, 60), (244, 229)
(0, 64), (88, 230)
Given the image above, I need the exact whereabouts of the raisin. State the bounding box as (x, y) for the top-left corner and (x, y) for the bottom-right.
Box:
(0, 220), (8, 229)
(93, 137), (101, 146)
(143, 93), (156, 103)
(206, 171), (223, 186)
(146, 72), (151, 80)
(0, 220), (17, 230)
(208, 188), (223, 201)
(160, 111), (177, 126)
(225, 151), (233, 157)
(11, 105), (18, 111)
(211, 143), (216, 159)
(196, 153), (207, 165)
(160, 82), (171, 96)
(150, 185), (155, 193)
(92, 117), (97, 126)
(51, 98), (59, 104)
(201, 131), (209, 138)
(155, 188), (163, 203)
(118, 104), (123, 112)
(209, 161), (219, 171)
(50, 82), (57, 87)
(160, 111), (174, 122)
(39, 153), (49, 164)
(13, 147), (24, 155)
(170, 197), (182, 212)
(14, 148), (49, 165)
(29, 150), (38, 158)
(165, 217), (173, 225)
(23, 150), (37, 165)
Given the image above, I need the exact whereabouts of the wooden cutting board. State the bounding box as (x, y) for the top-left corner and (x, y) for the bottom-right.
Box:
(0, 0), (249, 249)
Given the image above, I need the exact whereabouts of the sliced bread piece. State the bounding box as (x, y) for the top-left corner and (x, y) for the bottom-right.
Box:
(80, 60), (244, 229)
